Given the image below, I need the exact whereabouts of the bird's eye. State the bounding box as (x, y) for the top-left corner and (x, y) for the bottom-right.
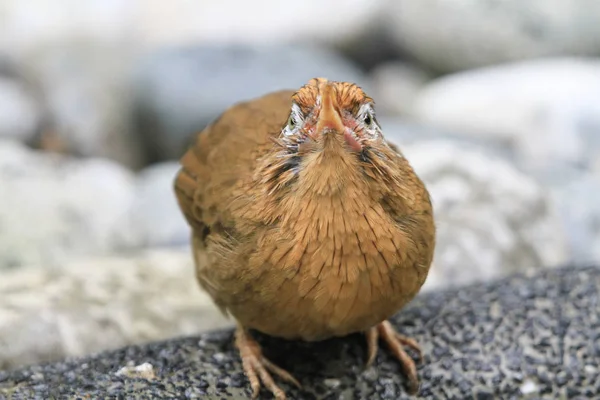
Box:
(287, 115), (296, 129)
(363, 113), (373, 126)
(283, 104), (304, 137)
(283, 113), (300, 137)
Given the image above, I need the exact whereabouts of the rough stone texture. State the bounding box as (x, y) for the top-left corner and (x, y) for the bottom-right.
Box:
(411, 58), (600, 185)
(399, 139), (567, 290)
(1, 265), (598, 399)
(132, 44), (367, 161)
(0, 249), (231, 371)
(0, 140), (138, 269)
(388, 0), (600, 72)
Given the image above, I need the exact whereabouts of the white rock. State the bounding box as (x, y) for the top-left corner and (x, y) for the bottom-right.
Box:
(584, 364), (598, 375)
(115, 362), (156, 380)
(388, 0), (600, 72)
(0, 249), (231, 370)
(520, 379), (540, 395)
(0, 140), (138, 269)
(324, 378), (341, 389)
(129, 162), (190, 247)
(395, 139), (568, 290)
(0, 77), (41, 142)
(411, 58), (600, 184)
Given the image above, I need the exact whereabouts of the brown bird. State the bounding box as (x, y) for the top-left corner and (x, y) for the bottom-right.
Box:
(174, 78), (435, 399)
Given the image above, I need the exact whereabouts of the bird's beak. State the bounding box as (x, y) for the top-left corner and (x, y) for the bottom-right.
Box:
(315, 84), (345, 135)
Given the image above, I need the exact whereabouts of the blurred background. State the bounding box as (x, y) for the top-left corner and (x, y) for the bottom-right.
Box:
(1, 0), (599, 372)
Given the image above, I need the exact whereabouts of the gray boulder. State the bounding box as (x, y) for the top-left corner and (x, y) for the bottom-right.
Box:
(410, 58), (600, 184)
(1, 265), (598, 399)
(0, 140), (138, 269)
(388, 0), (600, 72)
(407, 58), (600, 266)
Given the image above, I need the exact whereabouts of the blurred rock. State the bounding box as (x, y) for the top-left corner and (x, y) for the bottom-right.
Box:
(369, 61), (431, 116)
(21, 43), (145, 168)
(0, 0), (387, 54)
(396, 139), (568, 290)
(0, 1), (135, 58)
(133, 44), (368, 161)
(135, 0), (386, 48)
(0, 140), (138, 270)
(0, 249), (231, 371)
(129, 162), (189, 247)
(0, 75), (41, 143)
(388, 0), (600, 72)
(337, 25), (402, 72)
(378, 116), (517, 169)
(411, 58), (600, 185)
(552, 174), (600, 265)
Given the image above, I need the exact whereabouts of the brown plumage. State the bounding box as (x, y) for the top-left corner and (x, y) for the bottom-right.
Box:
(174, 78), (435, 399)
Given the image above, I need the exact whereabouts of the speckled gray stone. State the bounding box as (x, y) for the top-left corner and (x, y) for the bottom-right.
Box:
(1, 266), (599, 399)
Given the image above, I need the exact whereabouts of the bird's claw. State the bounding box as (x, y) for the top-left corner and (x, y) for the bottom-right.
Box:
(235, 327), (301, 399)
(365, 320), (422, 395)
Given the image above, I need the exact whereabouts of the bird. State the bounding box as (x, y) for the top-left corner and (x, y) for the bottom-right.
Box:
(174, 77), (436, 399)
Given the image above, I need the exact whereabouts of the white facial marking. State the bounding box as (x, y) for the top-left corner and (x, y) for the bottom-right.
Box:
(282, 103), (304, 137)
(357, 103), (373, 118)
(357, 102), (379, 138)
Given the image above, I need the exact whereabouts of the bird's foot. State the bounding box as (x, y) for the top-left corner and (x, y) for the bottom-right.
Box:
(365, 320), (423, 395)
(235, 326), (301, 399)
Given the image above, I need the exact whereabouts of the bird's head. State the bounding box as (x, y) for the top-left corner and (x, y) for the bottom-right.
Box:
(279, 77), (381, 155)
(260, 77), (407, 200)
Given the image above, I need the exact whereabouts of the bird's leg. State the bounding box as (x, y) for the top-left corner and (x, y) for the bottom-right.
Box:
(235, 325), (301, 400)
(365, 325), (379, 367)
(364, 320), (423, 395)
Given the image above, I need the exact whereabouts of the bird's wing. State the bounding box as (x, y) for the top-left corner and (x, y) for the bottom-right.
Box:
(174, 89), (294, 239)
